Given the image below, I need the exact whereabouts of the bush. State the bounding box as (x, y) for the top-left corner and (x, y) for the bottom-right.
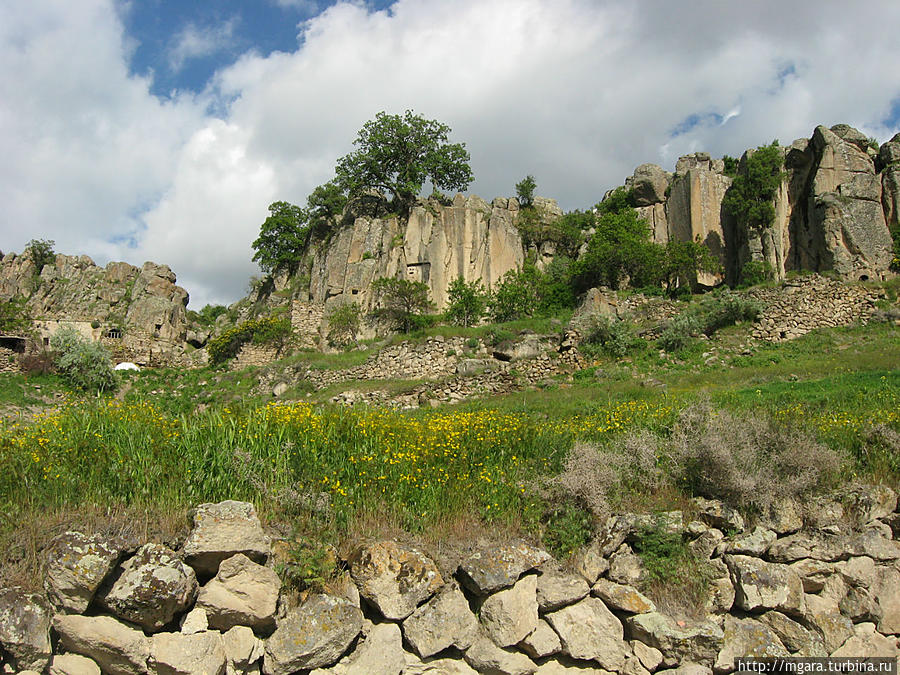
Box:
(326, 302), (361, 347)
(542, 502), (593, 559)
(515, 175), (536, 208)
(698, 292), (762, 334)
(580, 316), (644, 358)
(0, 297), (32, 334)
(371, 277), (434, 333)
(49, 328), (117, 392)
(657, 314), (701, 353)
(738, 260), (774, 288)
(444, 277), (487, 327)
(207, 316), (292, 364)
(489, 268), (539, 322)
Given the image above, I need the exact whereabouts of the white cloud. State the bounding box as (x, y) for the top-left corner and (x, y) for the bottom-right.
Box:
(3, 0), (900, 308)
(167, 18), (238, 72)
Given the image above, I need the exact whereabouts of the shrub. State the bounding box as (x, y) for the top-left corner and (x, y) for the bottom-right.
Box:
(49, 327), (117, 392)
(489, 268), (539, 322)
(371, 277), (434, 333)
(722, 141), (785, 234)
(698, 292), (762, 334)
(543, 502), (593, 559)
(326, 302), (361, 347)
(580, 316), (644, 358)
(0, 297), (32, 334)
(207, 316), (292, 364)
(657, 314), (701, 353)
(890, 224), (900, 273)
(444, 277), (487, 327)
(515, 175), (536, 208)
(666, 401), (843, 512)
(631, 522), (691, 584)
(738, 260), (774, 288)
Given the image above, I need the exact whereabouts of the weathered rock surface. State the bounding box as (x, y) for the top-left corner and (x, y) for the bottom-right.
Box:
(464, 634), (537, 675)
(402, 583), (478, 658)
(832, 622), (900, 657)
(0, 587), (52, 672)
(183, 501), (271, 576)
(148, 630), (226, 675)
(310, 621), (405, 675)
(99, 543), (197, 632)
(724, 554), (805, 615)
(518, 619), (561, 659)
(222, 625), (264, 674)
(349, 541), (443, 620)
(626, 613), (724, 667)
(535, 570), (590, 612)
(49, 652), (103, 674)
(591, 578), (655, 614)
(457, 542), (550, 595)
(52, 614), (150, 675)
(44, 531), (125, 613)
(479, 573), (539, 647)
(544, 596), (626, 671)
(262, 594), (363, 674)
(714, 615), (789, 673)
(195, 553), (281, 632)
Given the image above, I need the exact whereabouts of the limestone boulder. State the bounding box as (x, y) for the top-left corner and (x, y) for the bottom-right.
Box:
(44, 531), (125, 613)
(631, 640), (664, 671)
(871, 565), (900, 634)
(759, 500), (804, 535)
(99, 544), (197, 632)
(195, 553), (281, 633)
(591, 578), (655, 614)
(607, 544), (645, 586)
(222, 625), (264, 675)
(535, 570), (589, 612)
(179, 607), (208, 634)
(403, 658), (479, 675)
(518, 619), (561, 659)
(52, 614), (150, 675)
(714, 615), (788, 673)
(479, 573), (538, 647)
(402, 583), (479, 658)
(832, 622), (900, 657)
(626, 613), (724, 668)
(148, 631), (226, 675)
(349, 541), (443, 620)
(758, 611), (826, 656)
(724, 526), (776, 556)
(766, 533), (848, 563)
(457, 542), (551, 595)
(688, 528), (724, 560)
(183, 501), (271, 577)
(0, 587), (52, 672)
(691, 498), (744, 533)
(799, 594), (853, 654)
(725, 554), (805, 615)
(49, 653), (103, 675)
(632, 164), (670, 206)
(463, 634), (537, 675)
(310, 622), (405, 675)
(544, 596), (627, 671)
(262, 593), (363, 674)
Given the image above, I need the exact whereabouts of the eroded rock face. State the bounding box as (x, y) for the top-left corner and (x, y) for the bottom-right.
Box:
(44, 532), (125, 613)
(0, 587), (52, 672)
(182, 501), (271, 577)
(349, 541), (443, 621)
(99, 543), (197, 632)
(262, 594), (363, 674)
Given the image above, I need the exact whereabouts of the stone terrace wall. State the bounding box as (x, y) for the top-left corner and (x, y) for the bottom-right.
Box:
(231, 344), (281, 371)
(3, 487), (899, 674)
(748, 275), (883, 341)
(291, 301), (325, 349)
(0, 346), (19, 373)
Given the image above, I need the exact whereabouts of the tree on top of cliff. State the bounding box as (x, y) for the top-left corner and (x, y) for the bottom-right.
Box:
(335, 111), (473, 215)
(252, 201), (308, 276)
(722, 141), (785, 233)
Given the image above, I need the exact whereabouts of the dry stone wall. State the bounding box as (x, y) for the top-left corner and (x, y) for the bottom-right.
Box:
(3, 487), (899, 674)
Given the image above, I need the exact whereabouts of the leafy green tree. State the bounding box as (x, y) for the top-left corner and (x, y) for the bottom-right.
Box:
(326, 302), (361, 347)
(251, 201), (308, 276)
(444, 277), (487, 327)
(188, 304), (228, 326)
(306, 181), (347, 239)
(25, 238), (56, 273)
(489, 267), (540, 322)
(50, 327), (117, 392)
(722, 141), (785, 234)
(335, 110), (473, 214)
(0, 297), (32, 334)
(371, 277), (435, 333)
(660, 239), (722, 296)
(515, 175), (537, 208)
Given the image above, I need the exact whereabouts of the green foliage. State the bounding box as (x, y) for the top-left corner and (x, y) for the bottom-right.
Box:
(187, 304), (228, 327)
(326, 302), (361, 347)
(335, 110), (473, 213)
(371, 276), (435, 333)
(207, 316), (292, 364)
(890, 225), (900, 273)
(722, 141), (785, 233)
(722, 155), (739, 177)
(738, 259), (774, 287)
(489, 267), (539, 322)
(631, 522), (692, 584)
(660, 239), (721, 296)
(305, 181), (347, 239)
(49, 328), (117, 392)
(657, 314), (702, 353)
(516, 209), (587, 258)
(444, 277), (487, 327)
(543, 502), (593, 559)
(515, 174), (537, 208)
(580, 317), (644, 359)
(0, 296), (32, 334)
(697, 292), (763, 334)
(596, 187), (635, 216)
(276, 540), (338, 592)
(25, 238), (56, 273)
(251, 201), (308, 276)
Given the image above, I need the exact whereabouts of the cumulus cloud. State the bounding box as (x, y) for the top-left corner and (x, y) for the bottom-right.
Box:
(3, 0), (900, 307)
(167, 18), (238, 72)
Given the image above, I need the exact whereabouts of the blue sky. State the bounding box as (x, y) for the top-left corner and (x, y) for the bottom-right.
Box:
(2, 0), (900, 308)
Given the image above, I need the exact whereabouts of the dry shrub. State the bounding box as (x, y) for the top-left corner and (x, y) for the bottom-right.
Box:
(667, 400), (844, 512)
(554, 431), (666, 519)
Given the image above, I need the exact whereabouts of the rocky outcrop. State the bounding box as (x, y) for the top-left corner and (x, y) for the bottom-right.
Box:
(0, 252), (193, 367)
(3, 492), (900, 673)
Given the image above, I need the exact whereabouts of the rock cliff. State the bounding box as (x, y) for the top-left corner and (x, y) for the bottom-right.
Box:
(622, 124), (896, 284)
(0, 252), (191, 365)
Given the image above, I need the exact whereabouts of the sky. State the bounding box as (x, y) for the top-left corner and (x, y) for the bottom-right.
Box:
(2, 0), (900, 308)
